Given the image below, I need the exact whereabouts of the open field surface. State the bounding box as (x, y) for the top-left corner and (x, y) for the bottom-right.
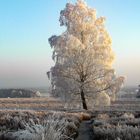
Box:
(0, 97), (140, 139)
(0, 97), (140, 112)
(94, 98), (140, 112)
(0, 97), (65, 110)
(0, 109), (140, 139)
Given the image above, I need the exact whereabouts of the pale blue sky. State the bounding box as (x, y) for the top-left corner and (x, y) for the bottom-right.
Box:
(0, 0), (140, 88)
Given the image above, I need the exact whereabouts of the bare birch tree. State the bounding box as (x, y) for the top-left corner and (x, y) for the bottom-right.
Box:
(48, 0), (124, 110)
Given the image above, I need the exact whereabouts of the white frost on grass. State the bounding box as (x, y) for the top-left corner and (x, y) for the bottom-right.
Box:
(2, 112), (78, 140)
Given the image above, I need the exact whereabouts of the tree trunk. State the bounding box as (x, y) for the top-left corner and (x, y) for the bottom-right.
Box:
(80, 89), (88, 110)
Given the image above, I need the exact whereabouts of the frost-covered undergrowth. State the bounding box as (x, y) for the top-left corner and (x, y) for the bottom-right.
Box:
(0, 111), (81, 140)
(93, 112), (140, 140)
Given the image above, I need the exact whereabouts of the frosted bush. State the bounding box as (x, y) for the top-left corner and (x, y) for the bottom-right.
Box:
(110, 93), (116, 101)
(95, 92), (111, 106)
(93, 125), (140, 140)
(121, 113), (135, 119)
(93, 112), (140, 140)
(43, 115), (70, 140)
(43, 112), (79, 140)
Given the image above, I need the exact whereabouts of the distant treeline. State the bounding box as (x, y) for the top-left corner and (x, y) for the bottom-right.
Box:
(0, 89), (40, 98)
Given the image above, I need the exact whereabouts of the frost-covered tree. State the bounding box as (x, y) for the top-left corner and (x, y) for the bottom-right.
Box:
(48, 0), (124, 110)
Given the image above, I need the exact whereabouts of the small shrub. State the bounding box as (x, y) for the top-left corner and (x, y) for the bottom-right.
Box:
(121, 113), (135, 119)
(97, 114), (110, 120)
